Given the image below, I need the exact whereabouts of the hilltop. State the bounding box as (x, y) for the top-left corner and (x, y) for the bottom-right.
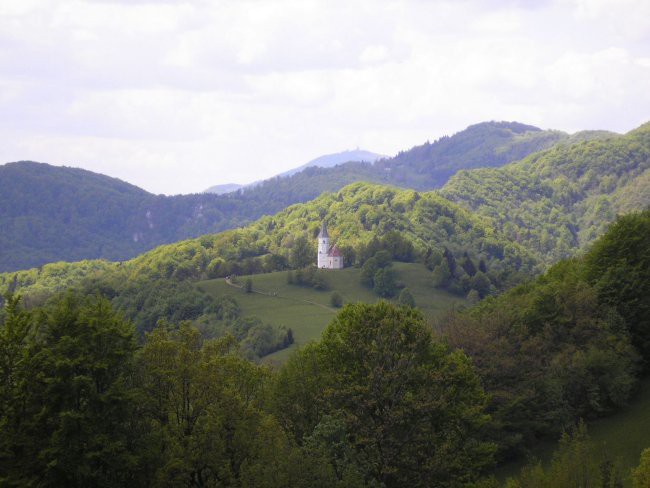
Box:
(204, 148), (385, 193)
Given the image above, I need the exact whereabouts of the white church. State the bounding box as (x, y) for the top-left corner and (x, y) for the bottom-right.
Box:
(317, 222), (344, 269)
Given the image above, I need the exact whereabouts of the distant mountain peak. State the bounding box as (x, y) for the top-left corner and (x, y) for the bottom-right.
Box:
(204, 148), (385, 194)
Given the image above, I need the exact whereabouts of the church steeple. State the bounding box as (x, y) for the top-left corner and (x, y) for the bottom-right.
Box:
(318, 221), (329, 239)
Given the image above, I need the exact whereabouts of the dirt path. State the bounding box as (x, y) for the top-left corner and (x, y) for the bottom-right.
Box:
(224, 277), (336, 312)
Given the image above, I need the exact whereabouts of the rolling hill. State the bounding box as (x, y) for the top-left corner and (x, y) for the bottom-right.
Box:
(1, 118), (647, 306)
(442, 122), (650, 262)
(0, 121), (588, 272)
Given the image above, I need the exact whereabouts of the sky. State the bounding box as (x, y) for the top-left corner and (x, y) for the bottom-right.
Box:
(1, 0), (649, 195)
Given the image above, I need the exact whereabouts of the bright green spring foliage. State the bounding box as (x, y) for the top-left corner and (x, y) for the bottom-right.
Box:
(632, 448), (650, 488)
(273, 302), (496, 488)
(442, 123), (650, 264)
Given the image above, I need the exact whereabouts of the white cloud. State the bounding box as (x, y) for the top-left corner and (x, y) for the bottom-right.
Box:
(0, 0), (648, 194)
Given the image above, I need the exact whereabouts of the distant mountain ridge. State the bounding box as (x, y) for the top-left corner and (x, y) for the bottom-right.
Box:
(0, 121), (626, 272)
(205, 183), (244, 195)
(204, 148), (385, 194)
(276, 149), (385, 178)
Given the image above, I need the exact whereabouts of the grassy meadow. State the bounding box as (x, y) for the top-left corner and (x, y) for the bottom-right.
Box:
(197, 262), (466, 362)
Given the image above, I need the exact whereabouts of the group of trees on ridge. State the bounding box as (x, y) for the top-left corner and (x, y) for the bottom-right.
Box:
(1, 210), (649, 486)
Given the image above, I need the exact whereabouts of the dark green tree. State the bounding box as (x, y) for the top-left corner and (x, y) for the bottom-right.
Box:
(583, 210), (650, 365)
(461, 251), (477, 277)
(274, 302), (495, 487)
(398, 288), (415, 308)
(432, 260), (452, 288)
(0, 293), (145, 487)
(330, 291), (344, 308)
(360, 257), (379, 287)
(443, 247), (457, 276)
(373, 268), (397, 298)
(470, 271), (492, 298)
(291, 236), (314, 269)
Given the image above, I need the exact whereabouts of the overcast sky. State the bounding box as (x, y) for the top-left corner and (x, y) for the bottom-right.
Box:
(1, 0), (649, 194)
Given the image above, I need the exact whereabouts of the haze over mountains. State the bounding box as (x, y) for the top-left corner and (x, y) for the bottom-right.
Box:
(0, 120), (639, 273)
(204, 149), (385, 194)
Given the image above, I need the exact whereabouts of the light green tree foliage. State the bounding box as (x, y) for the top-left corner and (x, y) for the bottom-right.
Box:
(274, 302), (495, 488)
(139, 322), (332, 487)
(632, 448), (650, 488)
(290, 236), (314, 269)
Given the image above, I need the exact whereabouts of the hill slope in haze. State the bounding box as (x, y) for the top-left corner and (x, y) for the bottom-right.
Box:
(0, 162), (256, 271)
(197, 121), (595, 223)
(204, 148), (385, 194)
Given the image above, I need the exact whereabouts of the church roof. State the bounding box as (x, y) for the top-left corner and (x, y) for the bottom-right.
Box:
(329, 244), (342, 257)
(318, 221), (329, 238)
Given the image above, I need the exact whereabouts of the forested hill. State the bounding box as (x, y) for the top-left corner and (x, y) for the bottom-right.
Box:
(0, 181), (539, 319)
(441, 122), (650, 263)
(0, 121), (577, 272)
(1, 133), (648, 333)
(0, 161), (260, 272)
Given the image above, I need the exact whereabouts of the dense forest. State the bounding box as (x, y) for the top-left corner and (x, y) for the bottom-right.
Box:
(442, 122), (650, 262)
(0, 181), (541, 339)
(1, 210), (648, 486)
(0, 121), (597, 272)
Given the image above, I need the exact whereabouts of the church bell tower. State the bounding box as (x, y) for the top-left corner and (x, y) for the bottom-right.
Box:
(317, 222), (330, 268)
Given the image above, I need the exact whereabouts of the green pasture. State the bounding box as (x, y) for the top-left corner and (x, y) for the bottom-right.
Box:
(196, 262), (465, 363)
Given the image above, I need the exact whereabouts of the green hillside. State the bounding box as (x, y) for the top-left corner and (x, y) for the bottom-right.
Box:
(0, 161), (258, 272)
(499, 378), (650, 486)
(197, 262), (465, 362)
(0, 121), (585, 272)
(0, 181), (537, 313)
(442, 123), (650, 263)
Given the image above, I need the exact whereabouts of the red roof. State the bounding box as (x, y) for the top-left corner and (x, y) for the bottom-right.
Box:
(329, 244), (342, 257)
